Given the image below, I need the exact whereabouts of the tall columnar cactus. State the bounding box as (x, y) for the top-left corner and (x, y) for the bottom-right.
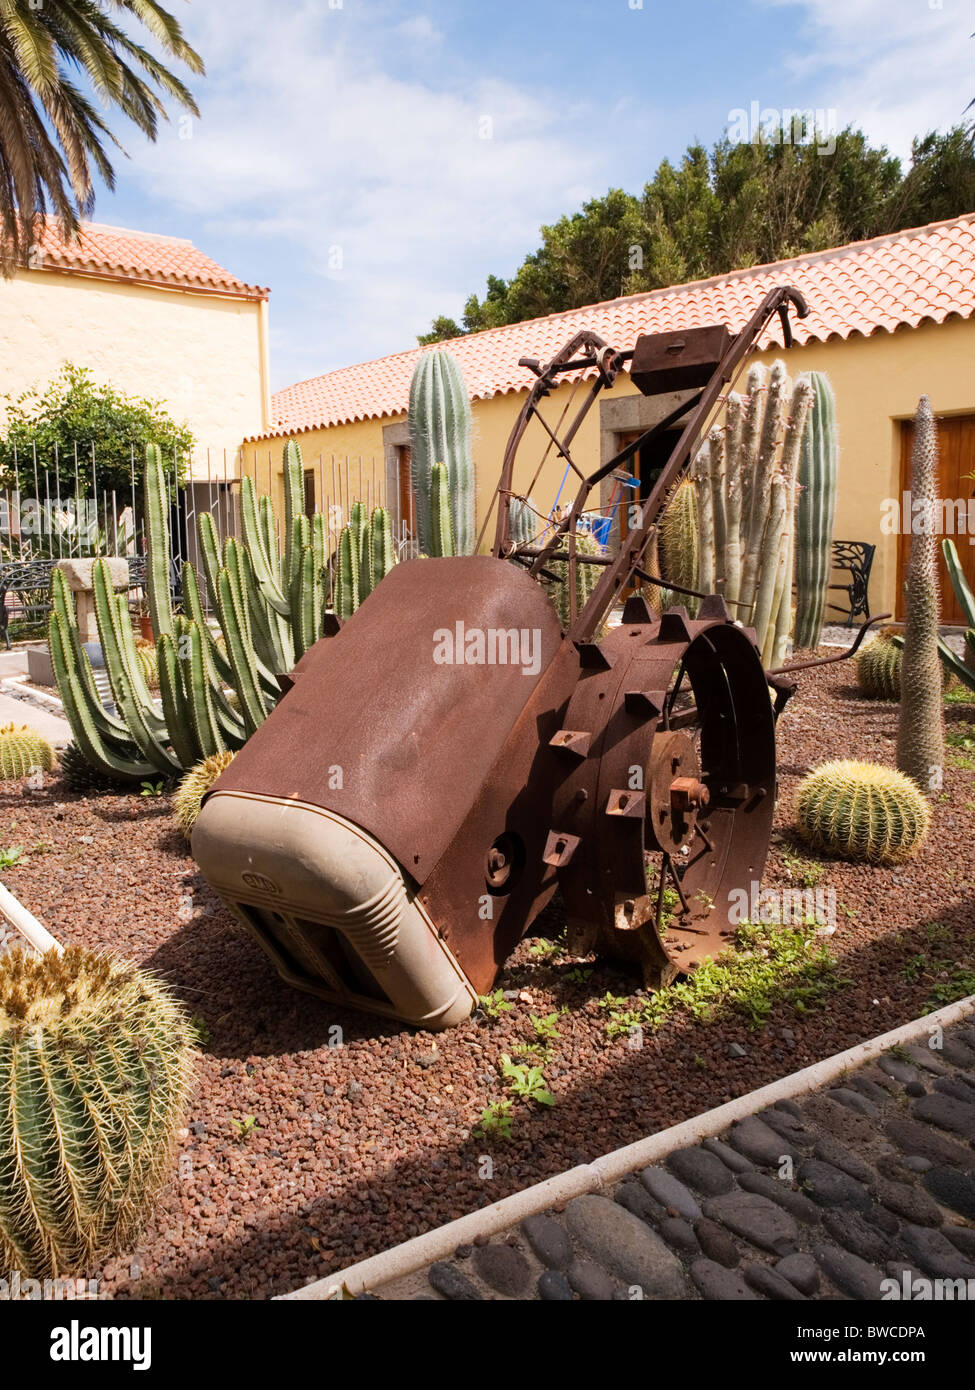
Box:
(794, 372), (839, 649)
(408, 349), (475, 556)
(659, 477), (699, 614)
(896, 396), (945, 792)
(690, 364), (815, 663)
(333, 507), (396, 619)
(430, 461), (454, 558)
(509, 497), (537, 548)
(0, 944), (194, 1278)
(0, 725), (55, 781)
(795, 760), (931, 865)
(549, 528), (604, 629)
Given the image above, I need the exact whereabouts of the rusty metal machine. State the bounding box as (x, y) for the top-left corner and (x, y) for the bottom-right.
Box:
(192, 286), (880, 1030)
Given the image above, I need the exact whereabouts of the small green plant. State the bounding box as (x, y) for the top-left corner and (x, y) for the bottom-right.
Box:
(140, 780), (164, 798)
(231, 1115), (260, 1141)
(189, 1014), (211, 1048)
(477, 988), (512, 1020)
(925, 965), (975, 1012)
(0, 846), (23, 869)
(29, 841), (54, 856)
(499, 1055), (556, 1106)
(527, 938), (561, 961)
(600, 922), (847, 1039)
(887, 1043), (912, 1064)
(565, 967), (593, 984)
(473, 1099), (514, 1142)
(529, 1012), (560, 1045)
(780, 844), (826, 888)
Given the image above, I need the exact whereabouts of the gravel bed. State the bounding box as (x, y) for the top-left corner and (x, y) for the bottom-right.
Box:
(0, 657), (973, 1300)
(371, 1014), (975, 1300)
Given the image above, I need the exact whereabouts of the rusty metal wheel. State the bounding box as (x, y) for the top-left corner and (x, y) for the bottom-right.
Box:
(550, 595), (776, 988)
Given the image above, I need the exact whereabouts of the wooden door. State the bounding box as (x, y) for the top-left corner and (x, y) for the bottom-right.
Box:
(397, 445), (416, 538)
(615, 428), (682, 596)
(898, 416), (975, 624)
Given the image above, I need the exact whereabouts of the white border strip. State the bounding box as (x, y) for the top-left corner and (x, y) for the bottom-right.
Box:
(1, 677), (64, 712)
(281, 993), (975, 1300)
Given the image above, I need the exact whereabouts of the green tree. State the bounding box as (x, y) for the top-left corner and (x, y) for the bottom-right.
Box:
(0, 1), (203, 274)
(0, 363), (193, 503)
(422, 122), (975, 339)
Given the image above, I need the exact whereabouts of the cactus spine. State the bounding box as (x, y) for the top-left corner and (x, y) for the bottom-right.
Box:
(794, 373), (839, 649)
(896, 397), (945, 791)
(431, 461), (454, 558)
(796, 760), (930, 865)
(408, 349), (475, 556)
(0, 944), (194, 1278)
(0, 725), (55, 781)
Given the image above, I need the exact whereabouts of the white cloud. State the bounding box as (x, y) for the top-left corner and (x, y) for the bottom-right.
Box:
(119, 0), (604, 384)
(761, 0), (973, 158)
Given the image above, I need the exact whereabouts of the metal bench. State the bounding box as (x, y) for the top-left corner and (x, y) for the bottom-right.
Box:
(827, 540), (875, 626)
(0, 555), (150, 650)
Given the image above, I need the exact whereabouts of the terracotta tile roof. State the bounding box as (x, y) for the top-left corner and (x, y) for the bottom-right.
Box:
(259, 212), (975, 440)
(27, 216), (268, 299)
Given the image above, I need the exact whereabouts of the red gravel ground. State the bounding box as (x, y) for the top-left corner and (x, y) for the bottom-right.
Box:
(2, 659), (974, 1300)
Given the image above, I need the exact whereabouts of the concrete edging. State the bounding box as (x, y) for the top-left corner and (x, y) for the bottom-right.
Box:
(280, 993), (975, 1300)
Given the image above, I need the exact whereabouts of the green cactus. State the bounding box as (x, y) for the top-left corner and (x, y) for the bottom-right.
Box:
(509, 497), (537, 548)
(174, 751), (236, 837)
(334, 524), (360, 621)
(549, 528), (604, 629)
(896, 397), (945, 791)
(793, 372), (839, 650)
(938, 538), (975, 692)
(0, 724), (55, 781)
(795, 760), (930, 865)
(430, 461), (455, 558)
(856, 629), (902, 700)
(659, 477), (699, 613)
(409, 349), (475, 555)
(0, 944), (194, 1278)
(58, 741), (132, 795)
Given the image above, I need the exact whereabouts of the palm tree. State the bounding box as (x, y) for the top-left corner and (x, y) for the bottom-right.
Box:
(0, 0), (204, 272)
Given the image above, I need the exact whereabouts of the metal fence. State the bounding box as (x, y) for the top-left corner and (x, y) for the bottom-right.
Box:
(0, 443), (409, 635)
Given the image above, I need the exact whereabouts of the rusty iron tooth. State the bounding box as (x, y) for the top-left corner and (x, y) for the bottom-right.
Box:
(548, 729), (592, 759)
(542, 830), (581, 867)
(624, 689), (665, 717)
(574, 641), (612, 670)
(605, 789), (646, 818)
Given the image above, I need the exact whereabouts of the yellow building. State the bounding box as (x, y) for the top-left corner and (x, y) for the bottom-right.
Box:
(0, 216), (270, 481)
(244, 213), (975, 625)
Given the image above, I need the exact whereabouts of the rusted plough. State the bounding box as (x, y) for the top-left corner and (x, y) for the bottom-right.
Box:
(193, 287), (879, 1029)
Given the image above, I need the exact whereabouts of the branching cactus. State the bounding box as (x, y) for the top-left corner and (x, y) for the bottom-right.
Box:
(0, 945), (194, 1278)
(408, 349), (475, 556)
(548, 528), (605, 629)
(896, 396), (945, 792)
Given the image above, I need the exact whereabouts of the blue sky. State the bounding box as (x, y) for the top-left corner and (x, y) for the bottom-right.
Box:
(92, 0), (974, 392)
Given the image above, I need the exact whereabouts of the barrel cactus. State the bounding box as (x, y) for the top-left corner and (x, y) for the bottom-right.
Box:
(0, 945), (194, 1277)
(795, 760), (930, 865)
(59, 741), (131, 795)
(0, 724), (55, 781)
(175, 750), (236, 837)
(855, 629), (902, 700)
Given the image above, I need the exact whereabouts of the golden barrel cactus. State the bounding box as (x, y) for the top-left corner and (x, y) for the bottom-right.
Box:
(0, 724), (55, 781)
(174, 750), (235, 837)
(795, 760), (930, 865)
(0, 946), (194, 1277)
